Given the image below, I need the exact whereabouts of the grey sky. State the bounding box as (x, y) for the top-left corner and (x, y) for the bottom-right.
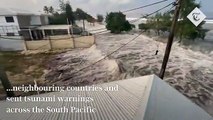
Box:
(0, 0), (213, 18)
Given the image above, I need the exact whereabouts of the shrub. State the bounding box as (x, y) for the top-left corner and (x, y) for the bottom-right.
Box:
(106, 12), (133, 33)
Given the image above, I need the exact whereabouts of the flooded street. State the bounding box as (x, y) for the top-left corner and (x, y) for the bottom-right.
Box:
(45, 22), (213, 116)
(95, 33), (213, 116)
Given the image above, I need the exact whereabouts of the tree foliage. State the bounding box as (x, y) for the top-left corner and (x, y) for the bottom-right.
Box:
(138, 11), (173, 35)
(138, 0), (207, 42)
(43, 6), (49, 14)
(75, 8), (87, 20)
(74, 8), (95, 23)
(97, 14), (104, 23)
(144, 12), (172, 35)
(49, 13), (67, 25)
(46, 1), (94, 25)
(176, 0), (207, 42)
(59, 0), (66, 12)
(49, 6), (54, 14)
(106, 12), (133, 33)
(65, 3), (75, 25)
(43, 6), (55, 14)
(139, 23), (151, 32)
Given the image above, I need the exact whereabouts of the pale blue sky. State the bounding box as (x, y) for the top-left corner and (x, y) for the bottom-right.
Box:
(0, 0), (212, 18)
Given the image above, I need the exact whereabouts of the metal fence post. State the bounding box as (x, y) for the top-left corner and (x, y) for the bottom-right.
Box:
(48, 36), (53, 50)
(70, 25), (75, 48)
(23, 37), (28, 51)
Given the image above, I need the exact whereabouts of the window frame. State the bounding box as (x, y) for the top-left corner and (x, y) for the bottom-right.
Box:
(5, 16), (15, 23)
(6, 33), (15, 36)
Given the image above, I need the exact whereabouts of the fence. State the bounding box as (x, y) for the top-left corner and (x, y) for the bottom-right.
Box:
(0, 35), (95, 51)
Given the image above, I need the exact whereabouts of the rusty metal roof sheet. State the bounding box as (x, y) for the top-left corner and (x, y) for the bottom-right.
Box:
(0, 75), (212, 120)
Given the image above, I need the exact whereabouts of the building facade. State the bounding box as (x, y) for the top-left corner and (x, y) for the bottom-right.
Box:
(0, 8), (49, 37)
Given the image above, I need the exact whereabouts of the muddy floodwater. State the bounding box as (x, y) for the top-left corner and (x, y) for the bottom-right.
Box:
(95, 33), (213, 116)
(46, 32), (213, 116)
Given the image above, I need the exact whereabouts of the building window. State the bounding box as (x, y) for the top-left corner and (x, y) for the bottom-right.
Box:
(5, 16), (14, 23)
(7, 33), (15, 36)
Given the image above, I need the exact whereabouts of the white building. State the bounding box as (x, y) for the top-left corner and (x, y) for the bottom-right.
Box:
(0, 8), (49, 37)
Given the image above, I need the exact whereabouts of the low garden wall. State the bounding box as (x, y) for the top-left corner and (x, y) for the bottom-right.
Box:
(0, 36), (25, 51)
(25, 35), (95, 50)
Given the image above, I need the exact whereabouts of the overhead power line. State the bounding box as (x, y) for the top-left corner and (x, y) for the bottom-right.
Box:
(129, 2), (175, 23)
(94, 2), (175, 35)
(74, 0), (174, 34)
(77, 0), (171, 33)
(16, 0), (174, 83)
(122, 0), (168, 13)
(61, 32), (144, 81)
(60, 2), (177, 81)
(159, 0), (183, 79)
(92, 2), (175, 34)
(144, 2), (175, 17)
(91, 2), (174, 35)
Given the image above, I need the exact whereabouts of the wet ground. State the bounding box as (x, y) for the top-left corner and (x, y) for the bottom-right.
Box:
(0, 51), (57, 99)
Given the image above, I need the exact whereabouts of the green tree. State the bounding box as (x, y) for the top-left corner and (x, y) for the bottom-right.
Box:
(138, 0), (207, 42)
(75, 8), (87, 20)
(47, 1), (95, 26)
(75, 8), (95, 27)
(139, 23), (151, 32)
(65, 3), (75, 25)
(43, 6), (49, 14)
(176, 0), (207, 42)
(106, 12), (133, 33)
(59, 0), (66, 11)
(49, 6), (54, 14)
(156, 12), (172, 35)
(49, 13), (67, 25)
(97, 14), (104, 23)
(86, 14), (96, 25)
(141, 12), (172, 35)
(151, 13), (162, 35)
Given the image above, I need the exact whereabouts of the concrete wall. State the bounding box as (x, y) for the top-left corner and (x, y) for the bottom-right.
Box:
(25, 40), (50, 50)
(49, 35), (70, 40)
(0, 35), (95, 51)
(51, 39), (74, 49)
(30, 15), (42, 25)
(25, 35), (95, 50)
(0, 36), (25, 51)
(40, 16), (49, 25)
(74, 36), (95, 48)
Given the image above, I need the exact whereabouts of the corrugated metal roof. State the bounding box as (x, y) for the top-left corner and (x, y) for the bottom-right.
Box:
(143, 75), (212, 120)
(0, 75), (212, 120)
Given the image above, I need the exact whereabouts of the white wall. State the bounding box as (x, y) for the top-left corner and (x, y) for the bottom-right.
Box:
(0, 16), (20, 36)
(0, 36), (25, 51)
(30, 15), (41, 25)
(44, 16), (49, 25)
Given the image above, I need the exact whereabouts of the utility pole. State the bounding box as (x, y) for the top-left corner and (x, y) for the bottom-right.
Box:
(83, 19), (86, 31)
(159, 0), (182, 79)
(0, 66), (15, 97)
